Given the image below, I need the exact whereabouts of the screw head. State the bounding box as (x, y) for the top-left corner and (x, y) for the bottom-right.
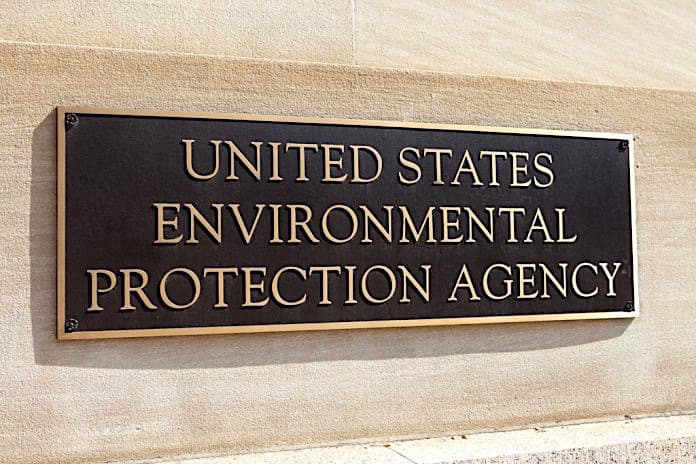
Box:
(618, 140), (629, 152)
(65, 318), (79, 332)
(625, 301), (634, 311)
(65, 113), (78, 129)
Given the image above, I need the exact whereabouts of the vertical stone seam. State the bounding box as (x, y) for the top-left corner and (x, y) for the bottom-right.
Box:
(387, 446), (419, 464)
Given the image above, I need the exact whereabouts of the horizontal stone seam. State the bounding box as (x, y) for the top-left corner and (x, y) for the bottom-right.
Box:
(120, 413), (696, 464)
(1, 38), (694, 96)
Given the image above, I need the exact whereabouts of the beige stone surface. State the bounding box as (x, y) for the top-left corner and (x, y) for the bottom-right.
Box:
(0, 0), (354, 63)
(2, 1), (696, 90)
(0, 40), (695, 463)
(132, 414), (696, 463)
(355, 0), (696, 91)
(146, 436), (696, 463)
(388, 414), (696, 463)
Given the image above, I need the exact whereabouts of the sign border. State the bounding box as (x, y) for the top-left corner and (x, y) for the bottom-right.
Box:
(56, 106), (639, 340)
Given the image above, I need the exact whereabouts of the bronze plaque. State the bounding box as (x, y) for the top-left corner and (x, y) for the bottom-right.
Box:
(57, 107), (638, 339)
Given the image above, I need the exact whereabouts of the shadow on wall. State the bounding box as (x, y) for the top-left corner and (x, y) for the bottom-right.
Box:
(29, 110), (633, 370)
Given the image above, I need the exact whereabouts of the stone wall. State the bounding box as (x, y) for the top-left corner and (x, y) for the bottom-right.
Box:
(1, 2), (695, 462)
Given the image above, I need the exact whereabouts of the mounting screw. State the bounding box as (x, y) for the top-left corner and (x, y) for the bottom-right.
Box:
(618, 140), (629, 152)
(624, 301), (634, 311)
(65, 318), (79, 333)
(65, 113), (78, 130)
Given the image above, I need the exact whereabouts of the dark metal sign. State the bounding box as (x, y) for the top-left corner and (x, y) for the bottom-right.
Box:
(57, 107), (638, 339)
